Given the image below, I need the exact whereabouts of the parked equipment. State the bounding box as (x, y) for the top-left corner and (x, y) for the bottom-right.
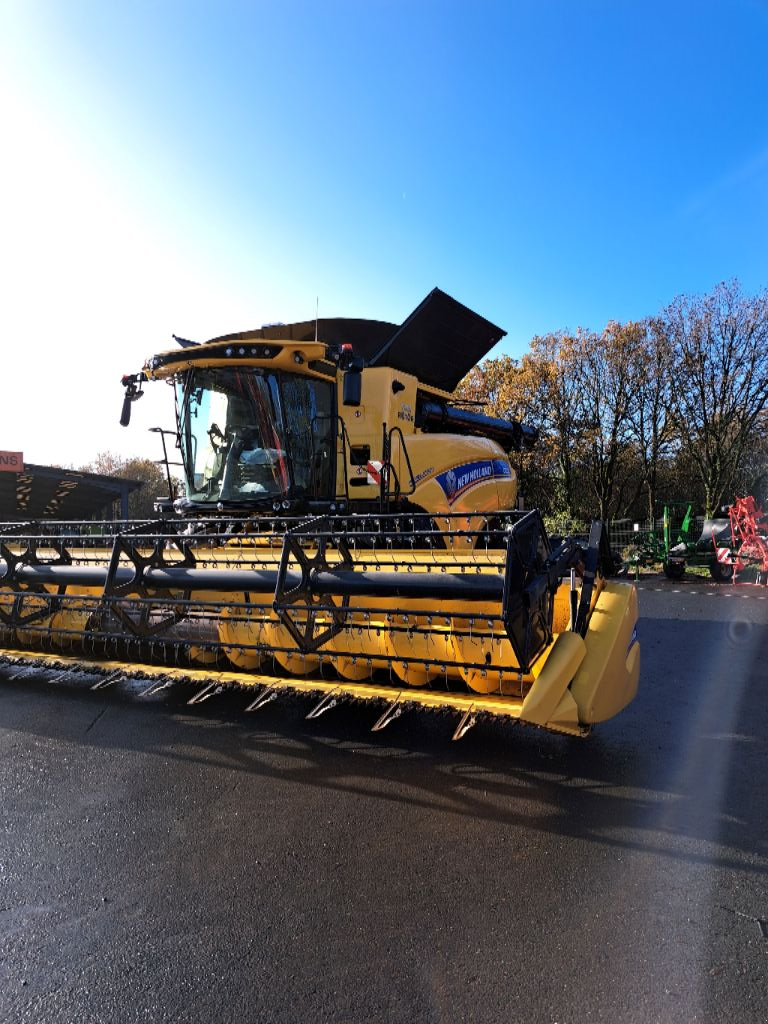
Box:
(711, 496), (768, 584)
(0, 289), (640, 737)
(629, 502), (733, 581)
(628, 502), (695, 579)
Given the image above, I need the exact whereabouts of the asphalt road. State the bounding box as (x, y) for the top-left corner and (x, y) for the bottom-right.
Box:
(1, 581), (767, 1024)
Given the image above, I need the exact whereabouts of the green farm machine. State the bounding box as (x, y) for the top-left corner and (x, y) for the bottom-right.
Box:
(629, 501), (731, 581)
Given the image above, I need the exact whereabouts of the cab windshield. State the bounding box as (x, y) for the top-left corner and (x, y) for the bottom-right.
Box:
(176, 367), (335, 505)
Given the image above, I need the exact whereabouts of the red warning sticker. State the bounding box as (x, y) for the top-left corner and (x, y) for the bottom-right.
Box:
(366, 460), (383, 485)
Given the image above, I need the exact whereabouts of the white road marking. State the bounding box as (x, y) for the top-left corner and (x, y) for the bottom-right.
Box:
(635, 585), (767, 600)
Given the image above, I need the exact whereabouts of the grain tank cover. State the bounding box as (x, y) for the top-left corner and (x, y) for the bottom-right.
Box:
(369, 288), (506, 392)
(204, 289), (505, 392)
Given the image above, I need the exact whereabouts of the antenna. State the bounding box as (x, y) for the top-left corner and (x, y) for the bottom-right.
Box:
(315, 296), (319, 342)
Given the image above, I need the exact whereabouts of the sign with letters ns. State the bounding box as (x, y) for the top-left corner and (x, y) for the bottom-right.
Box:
(0, 451), (24, 473)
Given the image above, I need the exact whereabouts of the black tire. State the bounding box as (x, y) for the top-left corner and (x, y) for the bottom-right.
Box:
(663, 560), (685, 580)
(709, 556), (731, 583)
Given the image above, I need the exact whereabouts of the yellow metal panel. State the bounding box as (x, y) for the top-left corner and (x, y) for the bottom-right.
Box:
(519, 631), (586, 727)
(543, 689), (581, 733)
(146, 342), (331, 381)
(408, 434), (517, 516)
(340, 366), (418, 494)
(569, 582), (640, 724)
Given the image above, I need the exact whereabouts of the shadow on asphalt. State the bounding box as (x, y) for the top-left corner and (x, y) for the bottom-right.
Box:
(1, 614), (767, 876)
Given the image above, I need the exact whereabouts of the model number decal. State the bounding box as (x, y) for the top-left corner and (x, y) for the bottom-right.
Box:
(411, 466), (434, 486)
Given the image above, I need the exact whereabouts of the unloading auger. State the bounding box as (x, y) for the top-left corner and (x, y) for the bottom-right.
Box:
(0, 289), (639, 738)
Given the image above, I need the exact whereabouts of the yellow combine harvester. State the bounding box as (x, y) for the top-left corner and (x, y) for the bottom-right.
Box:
(0, 289), (639, 738)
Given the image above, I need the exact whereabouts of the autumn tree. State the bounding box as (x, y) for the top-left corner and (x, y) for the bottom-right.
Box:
(456, 352), (560, 511)
(456, 355), (524, 420)
(80, 452), (175, 519)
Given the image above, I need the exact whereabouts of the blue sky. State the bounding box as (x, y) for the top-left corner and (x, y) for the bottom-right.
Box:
(1, 0), (767, 465)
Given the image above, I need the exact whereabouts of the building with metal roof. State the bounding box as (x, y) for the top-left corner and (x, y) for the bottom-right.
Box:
(0, 463), (143, 521)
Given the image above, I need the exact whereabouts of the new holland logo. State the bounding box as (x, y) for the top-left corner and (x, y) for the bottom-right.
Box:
(436, 459), (511, 505)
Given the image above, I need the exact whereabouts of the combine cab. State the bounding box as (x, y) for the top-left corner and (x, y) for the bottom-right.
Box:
(0, 290), (640, 738)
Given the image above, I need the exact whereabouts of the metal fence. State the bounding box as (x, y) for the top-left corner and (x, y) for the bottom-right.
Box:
(608, 516), (706, 552)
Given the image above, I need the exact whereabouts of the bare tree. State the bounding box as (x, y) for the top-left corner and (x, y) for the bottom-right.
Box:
(655, 281), (768, 515)
(577, 323), (643, 524)
(631, 321), (675, 519)
(458, 280), (768, 523)
(523, 332), (595, 520)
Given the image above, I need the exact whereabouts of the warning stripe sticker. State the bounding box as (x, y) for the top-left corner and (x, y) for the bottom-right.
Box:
(366, 460), (383, 486)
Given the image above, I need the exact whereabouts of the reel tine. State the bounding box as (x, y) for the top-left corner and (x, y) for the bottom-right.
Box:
(5, 665), (36, 682)
(371, 695), (404, 732)
(90, 670), (123, 691)
(306, 689), (340, 720)
(452, 706), (477, 741)
(244, 684), (279, 712)
(47, 669), (79, 685)
(187, 681), (220, 705)
(138, 678), (174, 698)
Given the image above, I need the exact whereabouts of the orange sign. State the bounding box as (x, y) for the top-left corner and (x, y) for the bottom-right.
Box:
(0, 451), (24, 473)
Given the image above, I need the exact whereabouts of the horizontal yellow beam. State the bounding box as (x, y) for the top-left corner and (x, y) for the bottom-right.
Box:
(0, 647), (586, 736)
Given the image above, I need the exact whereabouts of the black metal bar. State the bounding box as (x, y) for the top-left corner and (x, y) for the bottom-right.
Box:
(416, 399), (537, 453)
(308, 569), (502, 600)
(3, 561), (504, 601)
(148, 427), (181, 501)
(386, 425), (416, 498)
(574, 520), (603, 636)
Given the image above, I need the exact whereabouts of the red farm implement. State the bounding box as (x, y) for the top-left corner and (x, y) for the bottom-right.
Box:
(714, 496), (768, 585)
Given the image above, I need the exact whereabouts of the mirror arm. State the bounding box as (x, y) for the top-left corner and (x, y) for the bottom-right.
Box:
(120, 372), (147, 427)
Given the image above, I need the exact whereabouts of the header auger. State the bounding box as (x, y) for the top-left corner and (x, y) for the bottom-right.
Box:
(0, 289), (640, 739)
